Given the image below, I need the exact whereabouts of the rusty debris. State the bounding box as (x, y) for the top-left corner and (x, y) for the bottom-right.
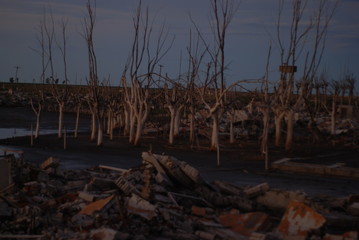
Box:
(0, 152), (358, 239)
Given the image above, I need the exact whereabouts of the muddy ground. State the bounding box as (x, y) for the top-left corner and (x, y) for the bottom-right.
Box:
(0, 107), (358, 198)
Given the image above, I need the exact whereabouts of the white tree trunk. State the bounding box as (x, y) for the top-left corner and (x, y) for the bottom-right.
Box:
(123, 108), (130, 136)
(274, 112), (284, 147)
(173, 106), (183, 137)
(210, 112), (219, 151)
(109, 116), (114, 141)
(97, 118), (103, 146)
(133, 103), (149, 146)
(260, 108), (270, 170)
(134, 119), (143, 146)
(58, 102), (64, 138)
(30, 99), (42, 140)
(129, 108), (136, 144)
(189, 112), (195, 144)
(106, 109), (112, 135)
(35, 111), (41, 139)
(74, 105), (80, 138)
(285, 110), (294, 151)
(168, 107), (175, 145)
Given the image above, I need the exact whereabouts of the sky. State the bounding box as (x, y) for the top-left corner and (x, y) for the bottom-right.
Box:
(0, 0), (358, 92)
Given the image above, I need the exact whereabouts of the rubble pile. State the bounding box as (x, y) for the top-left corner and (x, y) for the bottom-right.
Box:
(0, 152), (358, 240)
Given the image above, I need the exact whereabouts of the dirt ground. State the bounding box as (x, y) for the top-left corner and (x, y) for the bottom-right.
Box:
(1, 107), (358, 198)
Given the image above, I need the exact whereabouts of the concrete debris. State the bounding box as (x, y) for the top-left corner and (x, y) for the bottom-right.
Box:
(277, 201), (326, 238)
(0, 152), (358, 240)
(40, 156), (59, 170)
(256, 189), (307, 214)
(272, 158), (359, 179)
(347, 202), (359, 216)
(126, 194), (157, 220)
(244, 183), (270, 198)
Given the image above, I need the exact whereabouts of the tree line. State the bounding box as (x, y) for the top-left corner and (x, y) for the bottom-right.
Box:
(24, 0), (356, 168)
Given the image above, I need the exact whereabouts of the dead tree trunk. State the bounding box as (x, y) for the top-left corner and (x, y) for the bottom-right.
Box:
(74, 104), (81, 138)
(274, 111), (285, 147)
(285, 109), (295, 151)
(30, 97), (43, 139)
(210, 111), (220, 151)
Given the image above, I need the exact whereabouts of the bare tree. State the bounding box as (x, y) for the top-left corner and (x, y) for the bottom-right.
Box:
(259, 44), (272, 170)
(193, 0), (239, 152)
(163, 81), (186, 145)
(185, 30), (206, 145)
(122, 1), (173, 146)
(30, 10), (50, 139)
(30, 92), (44, 140)
(83, 0), (104, 146)
(274, 0), (338, 151)
(51, 18), (70, 139)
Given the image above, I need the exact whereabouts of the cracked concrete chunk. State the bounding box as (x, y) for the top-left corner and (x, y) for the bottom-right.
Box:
(126, 194), (157, 220)
(278, 201), (326, 238)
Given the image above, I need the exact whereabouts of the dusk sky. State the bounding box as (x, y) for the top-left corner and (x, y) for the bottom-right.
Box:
(1, 0), (358, 92)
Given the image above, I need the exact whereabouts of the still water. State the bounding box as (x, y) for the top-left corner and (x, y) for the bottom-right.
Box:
(0, 127), (58, 140)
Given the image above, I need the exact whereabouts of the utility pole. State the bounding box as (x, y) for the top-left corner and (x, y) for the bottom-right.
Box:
(14, 66), (21, 83)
